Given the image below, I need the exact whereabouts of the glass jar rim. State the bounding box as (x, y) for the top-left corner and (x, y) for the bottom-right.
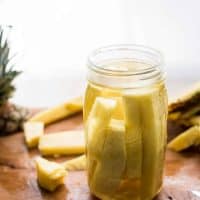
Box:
(87, 44), (164, 77)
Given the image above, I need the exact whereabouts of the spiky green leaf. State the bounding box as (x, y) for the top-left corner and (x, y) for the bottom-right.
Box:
(0, 26), (21, 105)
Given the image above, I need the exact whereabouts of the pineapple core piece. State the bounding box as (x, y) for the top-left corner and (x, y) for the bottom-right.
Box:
(30, 96), (83, 125)
(35, 157), (67, 192)
(168, 126), (200, 151)
(24, 122), (44, 148)
(39, 131), (85, 156)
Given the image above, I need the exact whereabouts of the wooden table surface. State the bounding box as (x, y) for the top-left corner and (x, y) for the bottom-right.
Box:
(0, 113), (199, 200)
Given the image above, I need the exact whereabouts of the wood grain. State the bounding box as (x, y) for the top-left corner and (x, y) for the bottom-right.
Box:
(0, 113), (199, 200)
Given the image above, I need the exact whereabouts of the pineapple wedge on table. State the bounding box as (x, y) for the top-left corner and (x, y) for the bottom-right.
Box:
(0, 26), (29, 134)
(35, 157), (67, 192)
(62, 155), (86, 171)
(30, 96), (83, 125)
(168, 82), (200, 123)
(168, 82), (200, 152)
(168, 126), (200, 151)
(35, 155), (86, 191)
(39, 130), (85, 156)
(24, 122), (44, 148)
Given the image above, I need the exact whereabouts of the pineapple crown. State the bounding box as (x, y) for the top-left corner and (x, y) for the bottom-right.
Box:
(0, 26), (21, 106)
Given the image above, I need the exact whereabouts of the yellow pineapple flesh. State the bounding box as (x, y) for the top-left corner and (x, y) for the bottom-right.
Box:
(30, 96), (82, 125)
(62, 155), (86, 171)
(35, 157), (67, 192)
(168, 126), (200, 151)
(24, 122), (44, 148)
(39, 130), (85, 156)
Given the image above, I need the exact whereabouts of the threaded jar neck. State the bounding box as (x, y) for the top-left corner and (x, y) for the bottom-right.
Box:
(87, 44), (165, 89)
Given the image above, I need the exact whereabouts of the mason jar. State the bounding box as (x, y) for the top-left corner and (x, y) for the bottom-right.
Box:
(84, 44), (168, 200)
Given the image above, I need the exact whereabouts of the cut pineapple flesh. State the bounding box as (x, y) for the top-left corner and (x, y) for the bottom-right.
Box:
(39, 130), (85, 156)
(86, 97), (117, 183)
(84, 84), (102, 120)
(122, 93), (142, 179)
(62, 155), (86, 171)
(24, 122), (44, 148)
(87, 97), (117, 146)
(168, 126), (200, 151)
(84, 83), (167, 200)
(30, 96), (83, 125)
(90, 119), (126, 198)
(139, 88), (167, 200)
(35, 157), (67, 192)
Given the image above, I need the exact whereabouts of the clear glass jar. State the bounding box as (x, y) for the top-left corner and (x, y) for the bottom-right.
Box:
(84, 44), (168, 200)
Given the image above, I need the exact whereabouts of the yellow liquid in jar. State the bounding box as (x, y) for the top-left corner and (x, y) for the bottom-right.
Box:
(84, 60), (168, 200)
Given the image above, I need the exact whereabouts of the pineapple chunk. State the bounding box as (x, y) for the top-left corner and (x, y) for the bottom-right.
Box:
(24, 122), (44, 148)
(168, 126), (200, 151)
(39, 130), (85, 156)
(62, 155), (86, 171)
(35, 157), (67, 192)
(30, 96), (83, 125)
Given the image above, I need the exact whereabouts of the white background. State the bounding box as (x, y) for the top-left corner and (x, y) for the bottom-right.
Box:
(0, 0), (199, 107)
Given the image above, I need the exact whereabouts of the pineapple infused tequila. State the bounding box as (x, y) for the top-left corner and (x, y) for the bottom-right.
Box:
(84, 45), (168, 200)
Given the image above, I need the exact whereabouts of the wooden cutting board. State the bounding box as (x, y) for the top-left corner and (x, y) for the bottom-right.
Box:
(0, 112), (199, 200)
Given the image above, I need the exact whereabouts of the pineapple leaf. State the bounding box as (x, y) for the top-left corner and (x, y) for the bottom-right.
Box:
(0, 25), (22, 105)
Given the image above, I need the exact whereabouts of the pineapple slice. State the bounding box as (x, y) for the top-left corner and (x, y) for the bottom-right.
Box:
(62, 155), (86, 171)
(84, 84), (102, 120)
(86, 97), (117, 183)
(102, 88), (124, 120)
(90, 119), (126, 198)
(122, 93), (142, 179)
(111, 97), (125, 120)
(24, 122), (44, 148)
(138, 88), (167, 200)
(39, 130), (85, 156)
(168, 126), (200, 151)
(87, 97), (117, 145)
(35, 157), (67, 192)
(30, 96), (82, 125)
